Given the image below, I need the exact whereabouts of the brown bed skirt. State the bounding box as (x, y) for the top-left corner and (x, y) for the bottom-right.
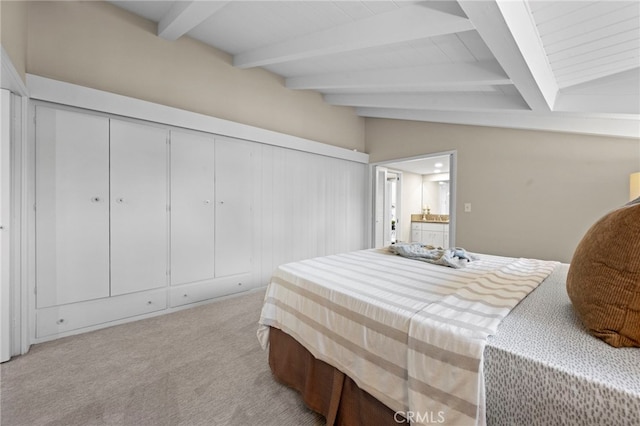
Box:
(268, 327), (407, 425)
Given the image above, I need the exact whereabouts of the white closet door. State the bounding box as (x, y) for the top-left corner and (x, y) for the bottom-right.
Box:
(214, 137), (253, 278)
(170, 130), (215, 285)
(35, 106), (110, 308)
(110, 120), (168, 296)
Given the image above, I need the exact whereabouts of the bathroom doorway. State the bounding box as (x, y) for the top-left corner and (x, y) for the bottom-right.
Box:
(372, 151), (456, 248)
(374, 167), (402, 248)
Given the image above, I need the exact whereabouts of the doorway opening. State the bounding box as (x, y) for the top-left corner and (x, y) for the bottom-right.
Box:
(374, 167), (402, 247)
(372, 151), (456, 249)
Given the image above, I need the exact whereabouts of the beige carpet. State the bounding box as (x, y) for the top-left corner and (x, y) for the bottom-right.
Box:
(0, 289), (324, 426)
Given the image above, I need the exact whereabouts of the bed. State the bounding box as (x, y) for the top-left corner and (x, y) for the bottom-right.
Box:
(257, 248), (640, 425)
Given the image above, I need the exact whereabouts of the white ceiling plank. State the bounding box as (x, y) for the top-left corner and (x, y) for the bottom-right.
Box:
(459, 1), (553, 112)
(543, 16), (639, 55)
(554, 49), (640, 79)
(286, 60), (510, 91)
(535, 2), (630, 36)
(233, 4), (474, 68)
(561, 67), (640, 94)
(527, 1), (592, 24)
(332, 1), (376, 20)
(548, 31), (640, 65)
(357, 107), (640, 139)
(158, 1), (230, 41)
(557, 58), (640, 89)
(324, 93), (529, 112)
(431, 34), (477, 62)
(539, 4), (639, 48)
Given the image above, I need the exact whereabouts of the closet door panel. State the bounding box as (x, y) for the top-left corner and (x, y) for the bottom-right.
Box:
(110, 120), (168, 296)
(35, 107), (110, 308)
(214, 137), (253, 278)
(170, 130), (215, 285)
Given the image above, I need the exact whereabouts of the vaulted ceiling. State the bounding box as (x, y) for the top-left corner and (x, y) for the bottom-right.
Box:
(109, 1), (640, 138)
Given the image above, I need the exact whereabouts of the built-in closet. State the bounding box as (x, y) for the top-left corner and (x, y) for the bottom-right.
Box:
(31, 99), (367, 342)
(35, 107), (172, 337)
(169, 131), (256, 307)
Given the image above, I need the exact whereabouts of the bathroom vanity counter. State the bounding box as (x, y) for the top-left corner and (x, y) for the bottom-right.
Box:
(411, 221), (449, 248)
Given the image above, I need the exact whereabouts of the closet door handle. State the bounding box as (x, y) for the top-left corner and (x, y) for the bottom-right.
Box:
(203, 200), (211, 205)
(91, 196), (101, 203)
(116, 197), (125, 204)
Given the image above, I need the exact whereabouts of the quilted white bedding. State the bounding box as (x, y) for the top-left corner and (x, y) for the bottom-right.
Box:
(257, 249), (557, 425)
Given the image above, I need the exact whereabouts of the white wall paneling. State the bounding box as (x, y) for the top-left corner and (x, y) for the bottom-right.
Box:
(345, 158), (368, 251)
(255, 142), (368, 284)
(263, 145), (367, 272)
(29, 98), (368, 343)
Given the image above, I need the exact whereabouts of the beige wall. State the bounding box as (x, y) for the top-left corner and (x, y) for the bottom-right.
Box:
(1, 0), (28, 82)
(26, 1), (364, 151)
(366, 118), (640, 263)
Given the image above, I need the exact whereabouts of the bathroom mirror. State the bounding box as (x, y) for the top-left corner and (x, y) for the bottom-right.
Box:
(421, 173), (450, 215)
(422, 173), (449, 214)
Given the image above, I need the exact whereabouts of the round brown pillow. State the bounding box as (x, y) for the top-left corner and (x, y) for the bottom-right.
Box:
(567, 203), (640, 348)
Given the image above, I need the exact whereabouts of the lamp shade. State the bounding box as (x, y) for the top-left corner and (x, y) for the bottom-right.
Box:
(631, 172), (640, 201)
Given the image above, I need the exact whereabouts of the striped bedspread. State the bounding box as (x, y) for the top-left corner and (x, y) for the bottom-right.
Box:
(257, 249), (558, 425)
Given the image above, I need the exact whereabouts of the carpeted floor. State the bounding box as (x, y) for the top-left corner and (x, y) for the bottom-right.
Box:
(0, 289), (324, 426)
